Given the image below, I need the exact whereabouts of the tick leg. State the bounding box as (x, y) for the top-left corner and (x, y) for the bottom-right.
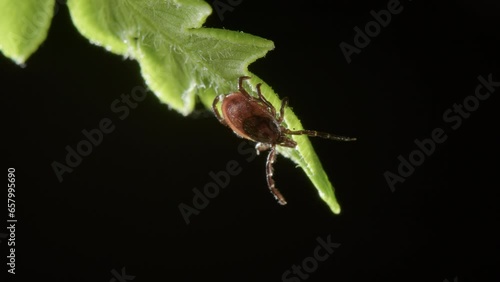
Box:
(284, 129), (357, 142)
(266, 146), (287, 205)
(256, 83), (276, 116)
(277, 97), (289, 123)
(255, 142), (272, 155)
(238, 76), (252, 98)
(212, 94), (228, 126)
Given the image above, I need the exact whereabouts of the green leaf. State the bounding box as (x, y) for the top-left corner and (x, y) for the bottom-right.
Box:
(67, 0), (343, 214)
(0, 0), (55, 64)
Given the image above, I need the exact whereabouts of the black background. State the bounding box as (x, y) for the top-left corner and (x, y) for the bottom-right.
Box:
(2, 1), (499, 281)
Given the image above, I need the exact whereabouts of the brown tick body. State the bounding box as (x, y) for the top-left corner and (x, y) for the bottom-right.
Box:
(212, 76), (356, 205)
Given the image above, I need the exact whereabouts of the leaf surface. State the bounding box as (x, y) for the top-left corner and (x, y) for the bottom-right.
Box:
(0, 0), (55, 64)
(67, 0), (343, 214)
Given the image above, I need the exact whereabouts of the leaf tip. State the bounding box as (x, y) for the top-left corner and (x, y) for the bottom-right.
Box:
(321, 192), (341, 214)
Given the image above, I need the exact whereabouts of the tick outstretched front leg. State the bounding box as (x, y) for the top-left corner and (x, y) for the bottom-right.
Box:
(285, 129), (357, 142)
(266, 146), (287, 205)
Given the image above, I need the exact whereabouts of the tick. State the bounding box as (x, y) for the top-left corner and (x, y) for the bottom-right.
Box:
(212, 76), (356, 205)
